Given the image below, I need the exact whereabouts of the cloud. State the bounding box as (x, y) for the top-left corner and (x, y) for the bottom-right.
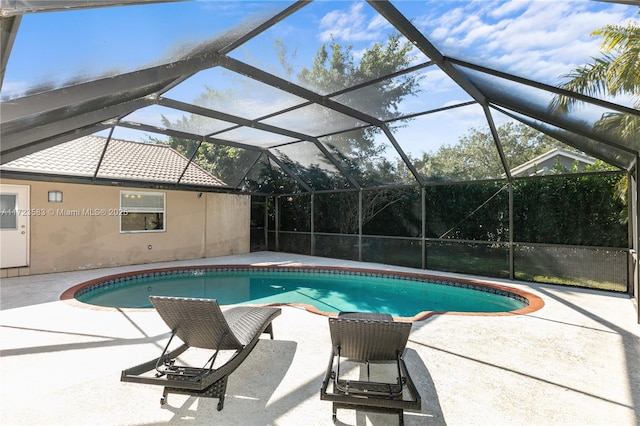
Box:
(489, 1), (528, 19)
(318, 2), (390, 43)
(413, 0), (636, 84)
(0, 80), (30, 100)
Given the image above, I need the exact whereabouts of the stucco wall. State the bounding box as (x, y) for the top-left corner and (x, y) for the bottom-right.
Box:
(1, 179), (250, 275)
(205, 192), (250, 257)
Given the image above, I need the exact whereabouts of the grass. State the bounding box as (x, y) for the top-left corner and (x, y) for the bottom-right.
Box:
(514, 272), (627, 292)
(386, 252), (628, 293)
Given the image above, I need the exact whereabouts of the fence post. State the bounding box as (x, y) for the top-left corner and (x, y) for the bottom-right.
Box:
(264, 197), (269, 251)
(509, 181), (514, 280)
(275, 195), (279, 252)
(358, 189), (363, 262)
(311, 193), (315, 256)
(422, 186), (426, 270)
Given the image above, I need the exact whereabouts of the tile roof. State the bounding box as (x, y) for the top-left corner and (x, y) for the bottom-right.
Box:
(1, 136), (226, 187)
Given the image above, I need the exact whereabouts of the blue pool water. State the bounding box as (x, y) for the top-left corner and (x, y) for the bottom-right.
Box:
(75, 267), (528, 317)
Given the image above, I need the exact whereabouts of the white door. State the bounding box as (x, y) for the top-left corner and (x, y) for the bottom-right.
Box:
(0, 185), (29, 268)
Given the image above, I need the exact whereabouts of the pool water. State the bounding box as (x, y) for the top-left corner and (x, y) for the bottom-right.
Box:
(76, 268), (528, 317)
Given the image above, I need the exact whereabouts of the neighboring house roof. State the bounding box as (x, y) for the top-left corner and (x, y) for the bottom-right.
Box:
(510, 147), (596, 177)
(1, 136), (226, 187)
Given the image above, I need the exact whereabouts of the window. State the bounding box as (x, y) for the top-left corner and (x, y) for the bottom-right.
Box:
(120, 191), (165, 232)
(0, 194), (17, 229)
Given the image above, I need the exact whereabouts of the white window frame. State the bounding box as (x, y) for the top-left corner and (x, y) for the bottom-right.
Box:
(119, 190), (166, 233)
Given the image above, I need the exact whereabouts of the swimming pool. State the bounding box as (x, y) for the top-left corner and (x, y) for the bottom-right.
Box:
(63, 265), (543, 320)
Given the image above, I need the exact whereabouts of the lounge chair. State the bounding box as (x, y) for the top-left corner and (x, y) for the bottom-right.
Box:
(320, 313), (421, 425)
(120, 296), (281, 410)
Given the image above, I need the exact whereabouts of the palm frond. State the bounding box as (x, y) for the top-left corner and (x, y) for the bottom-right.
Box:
(592, 23), (640, 95)
(592, 23), (640, 54)
(594, 112), (640, 146)
(551, 58), (611, 112)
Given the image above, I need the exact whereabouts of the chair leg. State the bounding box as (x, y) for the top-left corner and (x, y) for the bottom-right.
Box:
(399, 410), (404, 426)
(265, 323), (274, 339)
(332, 403), (338, 423)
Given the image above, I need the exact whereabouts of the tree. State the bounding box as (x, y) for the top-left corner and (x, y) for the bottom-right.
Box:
(552, 17), (640, 144)
(157, 33), (422, 192)
(513, 173), (627, 246)
(147, 85), (262, 187)
(420, 122), (564, 180)
(156, 33), (424, 233)
(294, 34), (422, 178)
(298, 34), (420, 122)
(291, 34), (423, 232)
(551, 17), (639, 223)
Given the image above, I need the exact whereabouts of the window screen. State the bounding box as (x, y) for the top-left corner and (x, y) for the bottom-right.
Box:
(120, 191), (165, 232)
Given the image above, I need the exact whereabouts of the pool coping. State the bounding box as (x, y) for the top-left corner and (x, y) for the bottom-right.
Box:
(60, 264), (545, 321)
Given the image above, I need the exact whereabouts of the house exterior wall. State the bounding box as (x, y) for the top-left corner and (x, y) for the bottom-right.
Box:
(512, 155), (593, 177)
(0, 179), (250, 276)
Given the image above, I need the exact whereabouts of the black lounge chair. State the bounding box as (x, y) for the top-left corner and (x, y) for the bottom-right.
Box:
(120, 296), (281, 410)
(320, 313), (421, 425)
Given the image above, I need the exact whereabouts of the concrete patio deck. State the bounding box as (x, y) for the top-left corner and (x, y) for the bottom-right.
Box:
(1, 252), (638, 425)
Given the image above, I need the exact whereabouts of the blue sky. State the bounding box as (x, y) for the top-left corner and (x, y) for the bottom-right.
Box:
(3, 0), (638, 159)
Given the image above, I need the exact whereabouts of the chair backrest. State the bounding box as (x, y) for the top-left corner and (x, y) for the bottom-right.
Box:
(150, 296), (243, 350)
(328, 317), (412, 361)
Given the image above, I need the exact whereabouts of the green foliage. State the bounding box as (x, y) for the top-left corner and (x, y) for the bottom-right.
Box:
(513, 173), (627, 246)
(424, 182), (509, 241)
(273, 172), (627, 247)
(292, 33), (423, 189)
(279, 194), (312, 232)
(150, 96), (260, 186)
(298, 33), (418, 103)
(552, 15), (640, 145)
(157, 33), (422, 193)
(313, 192), (360, 234)
(418, 122), (565, 180)
(361, 188), (422, 237)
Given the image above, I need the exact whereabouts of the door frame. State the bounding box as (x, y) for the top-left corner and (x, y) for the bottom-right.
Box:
(1, 184), (30, 269)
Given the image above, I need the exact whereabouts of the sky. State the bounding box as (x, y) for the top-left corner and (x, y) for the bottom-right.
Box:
(2, 0), (638, 160)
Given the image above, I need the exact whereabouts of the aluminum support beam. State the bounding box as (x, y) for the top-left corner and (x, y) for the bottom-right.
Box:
(368, 0), (488, 104)
(380, 123), (425, 186)
(116, 121), (261, 153)
(358, 189), (363, 261)
(265, 151), (314, 193)
(2, 97), (154, 157)
(1, 121), (111, 163)
(449, 57), (640, 119)
(310, 192), (315, 255)
(421, 186), (426, 270)
(218, 1), (310, 55)
(0, 15), (20, 90)
(508, 181), (515, 280)
(157, 97), (363, 190)
(494, 106), (635, 169)
(0, 0), (186, 17)
(483, 104), (512, 180)
(218, 56), (388, 128)
(275, 196), (280, 251)
(2, 53), (220, 126)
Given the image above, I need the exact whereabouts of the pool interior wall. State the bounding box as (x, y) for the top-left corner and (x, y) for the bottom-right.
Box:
(62, 264), (544, 321)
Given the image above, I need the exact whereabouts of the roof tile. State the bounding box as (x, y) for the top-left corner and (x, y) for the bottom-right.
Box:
(1, 136), (226, 187)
